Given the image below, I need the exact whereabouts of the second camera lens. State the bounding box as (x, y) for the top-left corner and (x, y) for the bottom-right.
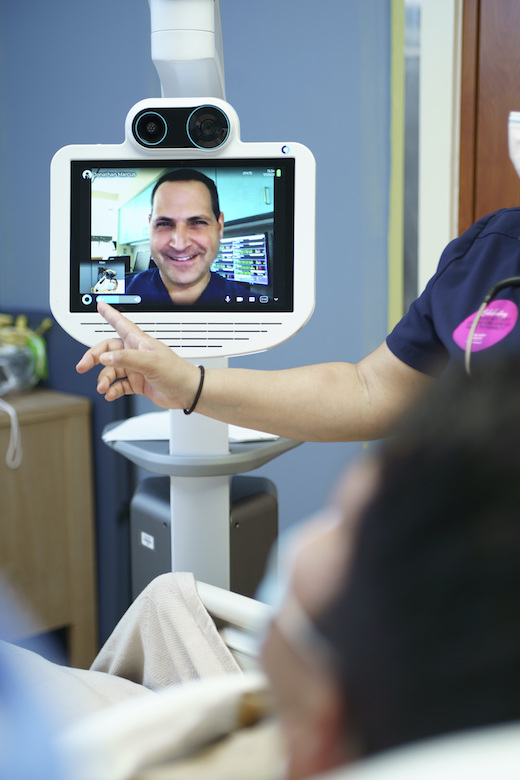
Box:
(134, 111), (168, 146)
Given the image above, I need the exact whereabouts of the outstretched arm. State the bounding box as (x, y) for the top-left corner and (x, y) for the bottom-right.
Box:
(76, 302), (433, 442)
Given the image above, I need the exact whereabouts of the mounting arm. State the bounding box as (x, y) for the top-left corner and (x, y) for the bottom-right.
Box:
(148, 0), (225, 98)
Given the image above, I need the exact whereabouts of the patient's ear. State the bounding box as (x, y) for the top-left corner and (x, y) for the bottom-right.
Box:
(286, 677), (352, 779)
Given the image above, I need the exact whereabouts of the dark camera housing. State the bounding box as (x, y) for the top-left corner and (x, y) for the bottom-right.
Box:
(132, 104), (230, 150)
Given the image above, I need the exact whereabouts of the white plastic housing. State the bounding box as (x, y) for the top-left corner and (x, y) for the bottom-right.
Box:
(50, 98), (316, 359)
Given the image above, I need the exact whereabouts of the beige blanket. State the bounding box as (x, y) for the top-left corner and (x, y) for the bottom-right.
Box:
(3, 572), (284, 779)
(3, 572), (242, 728)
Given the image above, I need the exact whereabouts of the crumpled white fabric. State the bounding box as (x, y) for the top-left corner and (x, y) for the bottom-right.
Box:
(0, 397), (22, 468)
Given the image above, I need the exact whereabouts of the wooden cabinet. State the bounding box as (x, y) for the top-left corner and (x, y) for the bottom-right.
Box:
(0, 389), (97, 668)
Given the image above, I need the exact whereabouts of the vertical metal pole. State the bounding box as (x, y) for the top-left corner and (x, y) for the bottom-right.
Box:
(168, 357), (231, 587)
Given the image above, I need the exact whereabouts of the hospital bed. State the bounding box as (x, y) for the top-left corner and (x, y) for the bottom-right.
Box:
(49, 579), (520, 780)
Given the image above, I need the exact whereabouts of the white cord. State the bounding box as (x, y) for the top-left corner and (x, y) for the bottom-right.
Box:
(0, 398), (23, 469)
(464, 301), (487, 376)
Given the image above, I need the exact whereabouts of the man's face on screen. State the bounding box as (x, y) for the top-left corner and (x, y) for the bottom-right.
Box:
(149, 179), (224, 301)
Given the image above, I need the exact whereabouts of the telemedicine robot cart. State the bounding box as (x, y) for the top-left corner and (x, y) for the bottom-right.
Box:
(49, 0), (315, 596)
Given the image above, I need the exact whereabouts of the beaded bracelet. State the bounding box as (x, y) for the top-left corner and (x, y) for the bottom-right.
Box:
(183, 365), (205, 415)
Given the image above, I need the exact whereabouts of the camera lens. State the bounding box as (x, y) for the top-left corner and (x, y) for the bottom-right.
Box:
(134, 111), (168, 146)
(187, 106), (229, 149)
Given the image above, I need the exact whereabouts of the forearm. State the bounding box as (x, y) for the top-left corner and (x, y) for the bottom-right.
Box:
(195, 342), (434, 443)
(196, 362), (387, 442)
(77, 304), (432, 443)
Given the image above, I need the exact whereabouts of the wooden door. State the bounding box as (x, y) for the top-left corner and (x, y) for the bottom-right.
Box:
(459, 0), (520, 234)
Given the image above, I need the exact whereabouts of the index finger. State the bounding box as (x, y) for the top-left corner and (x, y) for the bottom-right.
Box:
(75, 302), (147, 373)
(97, 301), (158, 352)
(75, 302), (132, 373)
(96, 301), (142, 344)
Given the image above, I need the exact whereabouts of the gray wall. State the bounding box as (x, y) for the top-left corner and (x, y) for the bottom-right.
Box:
(0, 1), (391, 534)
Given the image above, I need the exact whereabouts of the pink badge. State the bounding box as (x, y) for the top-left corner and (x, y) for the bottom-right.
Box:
(453, 299), (518, 353)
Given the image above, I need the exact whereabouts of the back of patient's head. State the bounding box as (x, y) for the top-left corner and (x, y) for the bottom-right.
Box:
(317, 357), (520, 758)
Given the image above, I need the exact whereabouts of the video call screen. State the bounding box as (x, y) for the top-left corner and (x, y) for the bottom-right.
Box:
(69, 158), (295, 313)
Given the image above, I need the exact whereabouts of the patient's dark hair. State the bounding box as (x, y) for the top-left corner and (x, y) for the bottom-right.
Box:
(317, 357), (520, 757)
(151, 168), (221, 221)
